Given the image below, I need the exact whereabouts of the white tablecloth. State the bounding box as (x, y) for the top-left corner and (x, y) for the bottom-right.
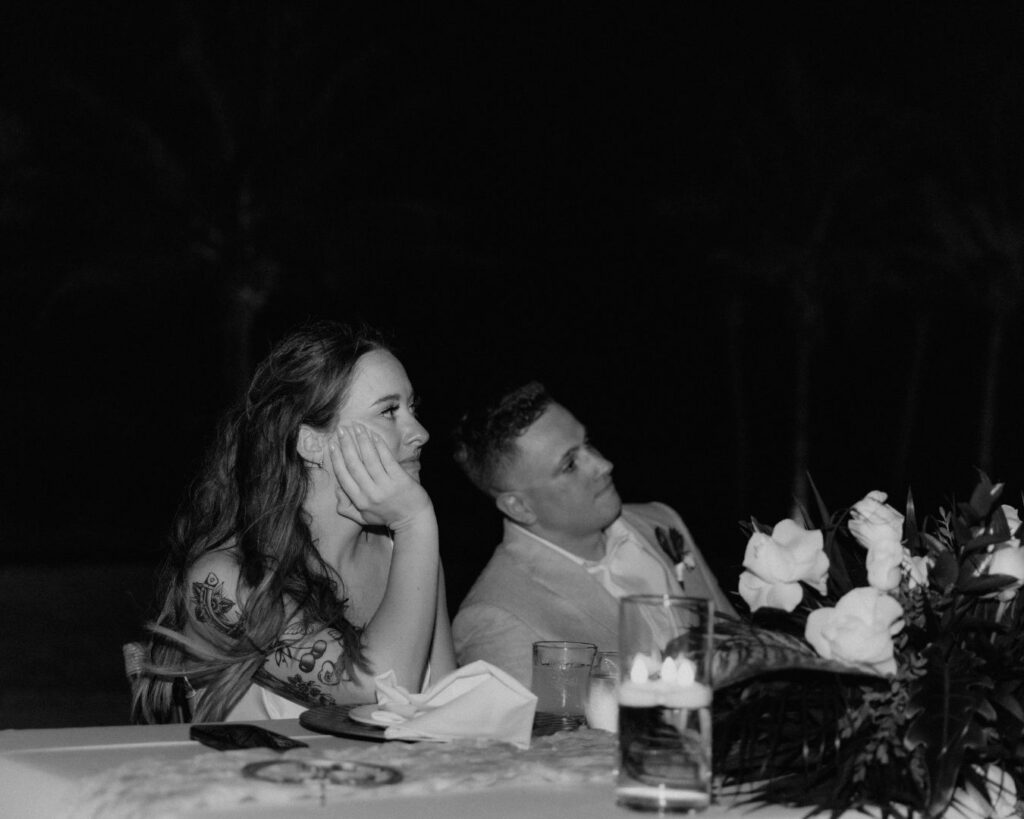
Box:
(0, 719), (810, 819)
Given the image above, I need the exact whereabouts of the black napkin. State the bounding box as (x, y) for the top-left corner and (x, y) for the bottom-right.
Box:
(189, 723), (309, 752)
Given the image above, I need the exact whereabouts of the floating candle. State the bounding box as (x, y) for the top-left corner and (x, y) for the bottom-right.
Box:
(619, 654), (712, 708)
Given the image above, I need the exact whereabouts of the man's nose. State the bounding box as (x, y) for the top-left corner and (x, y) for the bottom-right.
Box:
(585, 449), (613, 476)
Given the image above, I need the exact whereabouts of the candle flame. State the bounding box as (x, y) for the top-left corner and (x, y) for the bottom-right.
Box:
(675, 656), (696, 686)
(629, 655), (649, 684)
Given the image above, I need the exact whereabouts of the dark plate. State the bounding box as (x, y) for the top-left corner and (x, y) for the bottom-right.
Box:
(299, 704), (395, 742)
(299, 704), (582, 741)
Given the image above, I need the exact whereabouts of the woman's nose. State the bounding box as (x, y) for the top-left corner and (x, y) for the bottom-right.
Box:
(405, 417), (430, 446)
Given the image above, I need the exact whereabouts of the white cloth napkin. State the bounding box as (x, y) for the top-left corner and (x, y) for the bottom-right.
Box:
(371, 660), (537, 748)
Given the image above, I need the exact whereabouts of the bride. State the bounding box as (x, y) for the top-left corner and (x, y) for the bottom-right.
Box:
(134, 320), (454, 722)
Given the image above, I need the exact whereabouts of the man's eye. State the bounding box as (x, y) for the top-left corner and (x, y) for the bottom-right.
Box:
(562, 458), (577, 473)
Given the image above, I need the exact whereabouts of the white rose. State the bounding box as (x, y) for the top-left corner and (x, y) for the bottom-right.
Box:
(946, 764), (1018, 819)
(903, 550), (931, 590)
(738, 519), (829, 613)
(975, 505), (1024, 601)
(1001, 504), (1021, 548)
(849, 490), (905, 592)
(804, 587), (904, 675)
(986, 545), (1024, 601)
(865, 538), (904, 592)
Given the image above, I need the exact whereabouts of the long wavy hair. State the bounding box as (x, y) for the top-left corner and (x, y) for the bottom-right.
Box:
(135, 320), (388, 723)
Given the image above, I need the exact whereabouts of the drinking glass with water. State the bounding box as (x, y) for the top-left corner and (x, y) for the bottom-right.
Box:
(531, 641), (597, 730)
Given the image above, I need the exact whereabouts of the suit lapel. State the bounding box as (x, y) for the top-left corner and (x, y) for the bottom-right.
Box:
(619, 510), (684, 594)
(501, 522), (619, 646)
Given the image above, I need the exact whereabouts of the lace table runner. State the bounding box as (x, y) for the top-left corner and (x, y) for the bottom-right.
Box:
(63, 728), (617, 819)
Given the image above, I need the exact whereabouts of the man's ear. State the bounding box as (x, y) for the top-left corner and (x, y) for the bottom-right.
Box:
(296, 424), (326, 466)
(496, 491), (535, 526)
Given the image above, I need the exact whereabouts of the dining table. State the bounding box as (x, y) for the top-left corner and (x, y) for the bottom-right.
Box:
(0, 715), (827, 819)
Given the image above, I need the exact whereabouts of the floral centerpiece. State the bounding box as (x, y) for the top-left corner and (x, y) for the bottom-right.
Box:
(711, 474), (1024, 818)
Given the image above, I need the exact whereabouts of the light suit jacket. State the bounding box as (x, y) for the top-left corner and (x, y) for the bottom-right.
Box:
(452, 502), (736, 687)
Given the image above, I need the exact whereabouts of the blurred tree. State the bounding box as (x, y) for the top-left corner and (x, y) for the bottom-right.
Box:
(0, 3), (478, 560)
(3, 3), (460, 402)
(703, 58), (901, 515)
(909, 69), (1024, 477)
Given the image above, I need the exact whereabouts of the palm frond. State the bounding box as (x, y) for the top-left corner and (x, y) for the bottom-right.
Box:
(711, 617), (882, 690)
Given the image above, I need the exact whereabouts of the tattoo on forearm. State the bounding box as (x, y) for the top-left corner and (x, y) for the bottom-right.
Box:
(254, 669), (337, 708)
(191, 572), (244, 636)
(263, 626), (351, 700)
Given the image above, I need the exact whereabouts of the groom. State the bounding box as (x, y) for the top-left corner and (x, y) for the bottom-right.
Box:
(450, 381), (735, 686)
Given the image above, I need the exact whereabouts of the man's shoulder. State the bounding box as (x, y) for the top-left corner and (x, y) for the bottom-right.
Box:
(457, 542), (535, 605)
(622, 501), (685, 531)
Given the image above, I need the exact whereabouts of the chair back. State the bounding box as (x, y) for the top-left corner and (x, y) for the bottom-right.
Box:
(122, 641), (146, 723)
(123, 641), (146, 680)
(123, 640), (196, 723)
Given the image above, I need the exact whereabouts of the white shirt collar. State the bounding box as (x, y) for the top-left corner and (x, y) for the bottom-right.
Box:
(509, 517), (636, 567)
(509, 517), (679, 599)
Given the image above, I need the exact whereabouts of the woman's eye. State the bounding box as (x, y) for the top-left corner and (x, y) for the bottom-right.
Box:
(562, 458), (577, 474)
(381, 404), (400, 419)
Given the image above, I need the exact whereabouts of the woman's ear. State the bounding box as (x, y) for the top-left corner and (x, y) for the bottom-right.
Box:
(296, 424), (326, 466)
(496, 492), (535, 526)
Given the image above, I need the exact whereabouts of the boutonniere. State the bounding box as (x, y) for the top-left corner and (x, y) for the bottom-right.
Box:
(655, 526), (697, 579)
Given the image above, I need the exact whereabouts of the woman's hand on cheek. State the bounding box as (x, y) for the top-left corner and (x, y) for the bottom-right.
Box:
(328, 424), (432, 531)
(325, 430), (368, 525)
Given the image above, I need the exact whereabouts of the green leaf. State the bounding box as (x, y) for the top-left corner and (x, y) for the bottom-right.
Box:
(953, 510), (975, 546)
(904, 486), (921, 552)
(904, 645), (994, 816)
(932, 552), (959, 590)
(807, 473), (831, 530)
(964, 533), (1011, 552)
(992, 684), (1024, 723)
(920, 531), (950, 556)
(955, 573), (1017, 596)
(968, 471), (1002, 519)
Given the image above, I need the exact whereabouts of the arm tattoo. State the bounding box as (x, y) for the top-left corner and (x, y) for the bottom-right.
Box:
(259, 625), (352, 706)
(254, 669), (338, 708)
(190, 572), (244, 637)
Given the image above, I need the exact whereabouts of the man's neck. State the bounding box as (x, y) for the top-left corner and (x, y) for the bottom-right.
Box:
(521, 523), (607, 562)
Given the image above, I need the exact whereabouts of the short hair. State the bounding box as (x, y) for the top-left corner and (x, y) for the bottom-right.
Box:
(453, 380), (554, 496)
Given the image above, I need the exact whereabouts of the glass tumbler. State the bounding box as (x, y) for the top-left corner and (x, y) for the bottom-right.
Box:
(531, 640), (597, 730)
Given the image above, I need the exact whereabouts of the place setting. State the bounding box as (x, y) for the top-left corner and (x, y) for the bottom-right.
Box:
(299, 659), (539, 747)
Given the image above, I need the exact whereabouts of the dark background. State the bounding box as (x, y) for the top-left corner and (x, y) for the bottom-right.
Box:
(3, 3), (1024, 726)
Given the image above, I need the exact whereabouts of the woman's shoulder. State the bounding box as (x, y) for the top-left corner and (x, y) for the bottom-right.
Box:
(185, 544), (243, 598)
(187, 541), (239, 576)
(184, 544), (247, 635)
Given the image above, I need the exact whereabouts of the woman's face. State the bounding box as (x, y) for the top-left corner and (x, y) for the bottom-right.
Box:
(334, 349), (429, 481)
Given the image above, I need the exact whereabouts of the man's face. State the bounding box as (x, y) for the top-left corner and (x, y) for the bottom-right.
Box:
(502, 403), (622, 542)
